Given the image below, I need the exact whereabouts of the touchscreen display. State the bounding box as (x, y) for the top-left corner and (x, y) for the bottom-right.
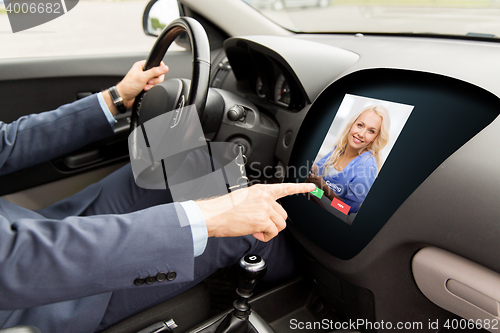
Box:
(306, 94), (414, 225)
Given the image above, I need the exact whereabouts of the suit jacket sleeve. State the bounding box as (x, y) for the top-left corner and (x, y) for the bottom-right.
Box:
(0, 95), (195, 310)
(0, 201), (195, 310)
(0, 94), (114, 176)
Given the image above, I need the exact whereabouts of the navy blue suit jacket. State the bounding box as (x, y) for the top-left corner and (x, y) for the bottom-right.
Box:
(0, 95), (195, 332)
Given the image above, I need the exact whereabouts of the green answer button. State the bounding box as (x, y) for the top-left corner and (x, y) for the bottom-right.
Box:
(310, 187), (324, 199)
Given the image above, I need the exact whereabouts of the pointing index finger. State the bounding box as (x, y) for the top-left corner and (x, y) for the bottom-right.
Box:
(272, 183), (316, 200)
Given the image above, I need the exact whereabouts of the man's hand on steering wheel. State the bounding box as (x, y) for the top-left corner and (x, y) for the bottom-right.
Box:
(103, 60), (169, 115)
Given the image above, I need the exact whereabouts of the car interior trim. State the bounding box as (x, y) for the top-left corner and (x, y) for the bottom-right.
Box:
(413, 247), (500, 332)
(224, 35), (359, 103)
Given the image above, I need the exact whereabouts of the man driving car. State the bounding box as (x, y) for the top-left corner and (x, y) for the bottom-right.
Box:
(0, 60), (315, 332)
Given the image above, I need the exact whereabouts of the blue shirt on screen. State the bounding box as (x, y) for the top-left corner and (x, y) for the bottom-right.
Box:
(315, 150), (377, 214)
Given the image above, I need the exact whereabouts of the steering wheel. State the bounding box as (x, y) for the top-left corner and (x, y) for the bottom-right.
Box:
(128, 17), (222, 190)
(130, 17), (211, 130)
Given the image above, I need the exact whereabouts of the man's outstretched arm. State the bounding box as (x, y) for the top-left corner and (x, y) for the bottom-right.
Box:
(197, 183), (316, 242)
(0, 182), (315, 310)
(0, 61), (168, 176)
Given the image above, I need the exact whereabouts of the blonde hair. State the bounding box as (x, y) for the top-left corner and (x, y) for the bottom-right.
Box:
(321, 105), (390, 174)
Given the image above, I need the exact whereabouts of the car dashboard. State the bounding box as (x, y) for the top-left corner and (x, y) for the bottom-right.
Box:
(1, 19), (500, 332)
(207, 33), (500, 331)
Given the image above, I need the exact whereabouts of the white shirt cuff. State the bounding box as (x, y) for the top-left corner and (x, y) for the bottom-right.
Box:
(97, 92), (117, 127)
(180, 201), (208, 257)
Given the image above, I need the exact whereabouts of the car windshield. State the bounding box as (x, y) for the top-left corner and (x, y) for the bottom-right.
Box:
(242, 0), (500, 39)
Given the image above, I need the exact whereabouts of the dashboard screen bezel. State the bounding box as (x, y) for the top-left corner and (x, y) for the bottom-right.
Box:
(282, 68), (499, 259)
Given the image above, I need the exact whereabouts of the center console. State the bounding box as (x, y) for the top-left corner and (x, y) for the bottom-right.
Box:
(187, 254), (273, 333)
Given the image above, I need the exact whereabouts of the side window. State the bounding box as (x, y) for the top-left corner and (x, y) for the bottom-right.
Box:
(0, 0), (183, 59)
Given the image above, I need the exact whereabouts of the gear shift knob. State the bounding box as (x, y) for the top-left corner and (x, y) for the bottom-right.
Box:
(215, 254), (267, 333)
(239, 254), (266, 271)
(237, 254), (267, 297)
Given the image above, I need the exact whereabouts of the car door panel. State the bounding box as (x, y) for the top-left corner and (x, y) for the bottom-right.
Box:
(0, 50), (195, 205)
(1, 163), (127, 210)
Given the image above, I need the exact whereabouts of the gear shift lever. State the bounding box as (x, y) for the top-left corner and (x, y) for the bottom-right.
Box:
(215, 254), (267, 333)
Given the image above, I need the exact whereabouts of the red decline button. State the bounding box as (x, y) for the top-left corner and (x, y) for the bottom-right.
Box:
(331, 198), (350, 215)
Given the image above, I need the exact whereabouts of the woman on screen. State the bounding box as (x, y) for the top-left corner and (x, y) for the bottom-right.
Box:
(307, 105), (390, 214)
